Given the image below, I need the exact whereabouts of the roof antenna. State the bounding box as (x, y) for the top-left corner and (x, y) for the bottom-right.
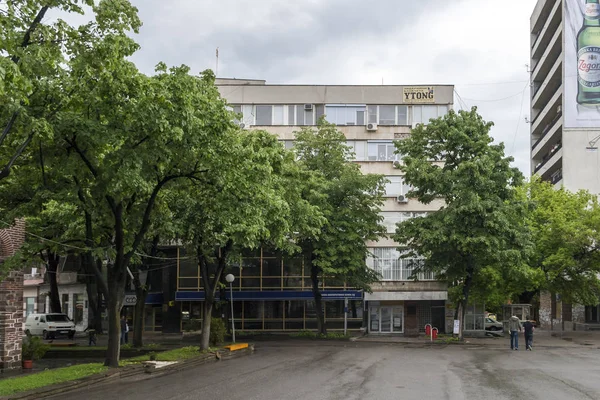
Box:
(215, 47), (219, 76)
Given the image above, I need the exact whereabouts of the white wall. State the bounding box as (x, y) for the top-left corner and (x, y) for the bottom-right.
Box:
(562, 128), (600, 194)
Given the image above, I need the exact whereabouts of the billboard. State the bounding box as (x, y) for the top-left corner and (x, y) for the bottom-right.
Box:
(565, 0), (600, 127)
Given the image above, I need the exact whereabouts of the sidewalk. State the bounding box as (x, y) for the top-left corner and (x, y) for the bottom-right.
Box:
(353, 330), (600, 349)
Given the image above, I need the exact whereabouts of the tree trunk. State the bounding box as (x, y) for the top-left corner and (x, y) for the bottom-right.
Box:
(46, 252), (62, 313)
(200, 300), (213, 351)
(104, 279), (123, 368)
(310, 260), (326, 335)
(458, 258), (475, 341)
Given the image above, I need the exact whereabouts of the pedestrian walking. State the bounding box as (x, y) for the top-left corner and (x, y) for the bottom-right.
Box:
(523, 316), (535, 351)
(84, 325), (97, 346)
(509, 315), (523, 350)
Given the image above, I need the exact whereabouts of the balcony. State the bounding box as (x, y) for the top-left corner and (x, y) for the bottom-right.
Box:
(531, 112), (562, 157)
(534, 142), (562, 174)
(532, 52), (562, 108)
(551, 169), (563, 186)
(531, 0), (561, 59)
(531, 26), (562, 90)
(531, 88), (562, 135)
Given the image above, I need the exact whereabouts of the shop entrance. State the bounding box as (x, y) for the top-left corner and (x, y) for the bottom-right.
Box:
(369, 305), (403, 333)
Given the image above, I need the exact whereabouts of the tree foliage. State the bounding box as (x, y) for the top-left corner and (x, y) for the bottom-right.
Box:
(524, 177), (600, 305)
(0, 0), (141, 181)
(295, 119), (386, 335)
(393, 108), (531, 338)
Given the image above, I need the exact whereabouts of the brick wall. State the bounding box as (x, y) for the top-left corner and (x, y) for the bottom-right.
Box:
(0, 220), (26, 370)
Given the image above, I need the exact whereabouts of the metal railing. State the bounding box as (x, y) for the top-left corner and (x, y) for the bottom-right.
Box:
(534, 142), (562, 173)
(532, 112), (562, 150)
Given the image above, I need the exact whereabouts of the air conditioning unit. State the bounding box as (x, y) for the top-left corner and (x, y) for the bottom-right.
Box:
(367, 123), (378, 131)
(396, 195), (408, 203)
(304, 104), (313, 111)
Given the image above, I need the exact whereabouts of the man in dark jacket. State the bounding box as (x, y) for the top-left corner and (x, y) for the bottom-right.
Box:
(120, 315), (127, 345)
(523, 316), (535, 351)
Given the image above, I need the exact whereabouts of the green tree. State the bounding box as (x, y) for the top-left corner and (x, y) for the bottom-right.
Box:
(525, 177), (600, 309)
(393, 108), (531, 339)
(0, 0), (141, 181)
(55, 63), (233, 366)
(294, 120), (386, 335)
(172, 129), (322, 350)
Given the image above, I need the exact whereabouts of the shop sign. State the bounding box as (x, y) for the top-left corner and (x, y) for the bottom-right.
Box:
(403, 86), (435, 103)
(124, 294), (137, 306)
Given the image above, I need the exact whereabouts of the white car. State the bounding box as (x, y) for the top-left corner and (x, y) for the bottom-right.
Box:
(484, 317), (503, 331)
(24, 313), (76, 339)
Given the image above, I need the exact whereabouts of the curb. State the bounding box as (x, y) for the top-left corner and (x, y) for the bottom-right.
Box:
(350, 339), (585, 349)
(2, 344), (255, 400)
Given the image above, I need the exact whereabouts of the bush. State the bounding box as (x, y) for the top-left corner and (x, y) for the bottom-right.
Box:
(210, 317), (226, 346)
(22, 337), (50, 361)
(148, 352), (157, 361)
(290, 330), (351, 340)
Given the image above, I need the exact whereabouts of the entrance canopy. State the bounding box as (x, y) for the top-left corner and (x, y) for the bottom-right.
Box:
(364, 291), (447, 301)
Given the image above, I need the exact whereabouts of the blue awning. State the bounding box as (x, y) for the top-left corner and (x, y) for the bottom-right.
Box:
(146, 292), (164, 305)
(175, 290), (362, 302)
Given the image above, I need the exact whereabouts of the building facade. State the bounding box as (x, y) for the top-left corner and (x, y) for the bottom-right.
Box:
(174, 81), (454, 335)
(531, 0), (600, 329)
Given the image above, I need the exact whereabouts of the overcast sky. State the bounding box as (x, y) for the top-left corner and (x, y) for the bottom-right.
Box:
(124, 0), (536, 173)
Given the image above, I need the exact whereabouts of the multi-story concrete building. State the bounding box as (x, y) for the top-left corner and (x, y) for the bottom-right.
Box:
(531, 0), (600, 329)
(174, 80), (454, 335)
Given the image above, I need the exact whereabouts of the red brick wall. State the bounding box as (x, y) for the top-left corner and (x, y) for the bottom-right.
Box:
(0, 220), (26, 370)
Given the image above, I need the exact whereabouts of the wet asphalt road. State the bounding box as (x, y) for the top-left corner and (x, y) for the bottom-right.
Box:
(53, 342), (600, 400)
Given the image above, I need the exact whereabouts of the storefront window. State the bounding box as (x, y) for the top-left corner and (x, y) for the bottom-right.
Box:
(73, 294), (84, 324)
(61, 293), (69, 316)
(25, 297), (35, 317)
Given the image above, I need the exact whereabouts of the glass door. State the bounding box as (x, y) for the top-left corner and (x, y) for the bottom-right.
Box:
(392, 307), (403, 333)
(369, 307), (379, 333)
(381, 307), (392, 332)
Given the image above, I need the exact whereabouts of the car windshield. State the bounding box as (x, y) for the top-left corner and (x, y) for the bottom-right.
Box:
(46, 315), (70, 322)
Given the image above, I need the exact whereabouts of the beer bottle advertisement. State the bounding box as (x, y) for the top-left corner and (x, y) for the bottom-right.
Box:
(565, 0), (600, 127)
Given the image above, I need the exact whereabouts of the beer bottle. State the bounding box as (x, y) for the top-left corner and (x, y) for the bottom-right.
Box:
(577, 0), (600, 104)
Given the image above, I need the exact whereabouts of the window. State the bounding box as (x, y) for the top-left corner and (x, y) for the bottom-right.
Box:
(412, 105), (449, 125)
(384, 176), (402, 196)
(422, 105), (438, 122)
(25, 297), (35, 317)
(397, 106), (408, 125)
(368, 105), (378, 124)
(288, 105), (295, 125)
(380, 212), (402, 233)
(315, 105), (325, 122)
(367, 141), (398, 161)
(379, 105), (395, 125)
(357, 110), (365, 125)
(346, 141), (367, 161)
(367, 248), (431, 281)
(62, 293), (69, 316)
(325, 105), (366, 125)
(256, 105), (272, 125)
(73, 293), (84, 324)
(273, 105), (284, 125)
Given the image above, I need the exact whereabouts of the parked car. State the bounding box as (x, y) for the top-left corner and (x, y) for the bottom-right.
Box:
(484, 317), (503, 331)
(24, 313), (76, 339)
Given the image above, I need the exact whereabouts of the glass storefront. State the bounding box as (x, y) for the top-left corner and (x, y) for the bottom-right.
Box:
(178, 299), (363, 331)
(369, 304), (403, 333)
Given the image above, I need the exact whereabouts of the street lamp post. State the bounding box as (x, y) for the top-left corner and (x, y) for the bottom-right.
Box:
(225, 274), (236, 343)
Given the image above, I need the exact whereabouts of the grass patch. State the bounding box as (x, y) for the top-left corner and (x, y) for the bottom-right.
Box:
(0, 364), (108, 396)
(125, 346), (217, 363)
(290, 330), (351, 340)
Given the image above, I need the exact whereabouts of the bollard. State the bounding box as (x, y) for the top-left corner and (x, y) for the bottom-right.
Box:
(425, 324), (432, 336)
(432, 328), (438, 340)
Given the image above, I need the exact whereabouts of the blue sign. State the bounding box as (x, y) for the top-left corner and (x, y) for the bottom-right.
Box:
(175, 290), (362, 302)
